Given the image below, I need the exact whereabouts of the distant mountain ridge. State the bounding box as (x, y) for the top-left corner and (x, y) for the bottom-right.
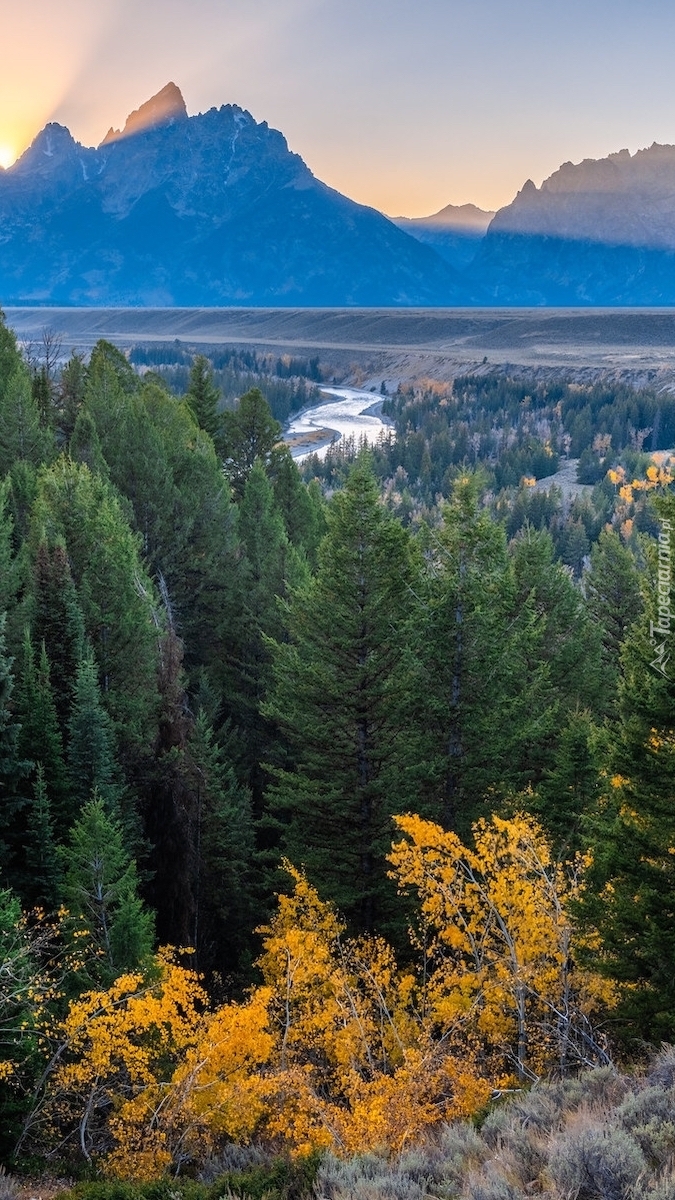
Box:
(469, 144), (675, 304)
(392, 203), (495, 270)
(0, 84), (471, 307)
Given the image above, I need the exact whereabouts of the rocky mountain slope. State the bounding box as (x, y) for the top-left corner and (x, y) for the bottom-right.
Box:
(392, 202), (494, 270)
(0, 84), (471, 307)
(470, 144), (675, 304)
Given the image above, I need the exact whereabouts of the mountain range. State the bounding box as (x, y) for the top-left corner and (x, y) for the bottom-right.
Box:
(0, 84), (468, 307)
(3, 84), (675, 306)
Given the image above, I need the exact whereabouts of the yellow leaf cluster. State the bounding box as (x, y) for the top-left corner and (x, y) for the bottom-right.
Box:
(389, 813), (611, 1082)
(38, 822), (608, 1175)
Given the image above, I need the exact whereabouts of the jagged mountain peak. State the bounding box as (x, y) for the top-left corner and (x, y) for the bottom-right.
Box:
(0, 88), (469, 306)
(101, 82), (188, 145)
(10, 122), (83, 179)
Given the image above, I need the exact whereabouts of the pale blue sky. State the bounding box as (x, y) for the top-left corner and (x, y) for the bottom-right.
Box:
(3, 0), (675, 214)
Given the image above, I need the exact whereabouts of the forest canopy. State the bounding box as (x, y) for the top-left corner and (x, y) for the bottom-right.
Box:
(0, 314), (674, 1183)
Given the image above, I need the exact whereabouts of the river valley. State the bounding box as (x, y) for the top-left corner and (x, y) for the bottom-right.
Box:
(284, 387), (392, 460)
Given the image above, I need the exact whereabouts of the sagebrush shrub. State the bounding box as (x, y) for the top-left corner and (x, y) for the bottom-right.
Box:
(615, 1085), (675, 1167)
(314, 1152), (426, 1200)
(641, 1165), (675, 1200)
(647, 1046), (675, 1092)
(482, 1088), (564, 1143)
(199, 1145), (270, 1181)
(411, 1122), (489, 1187)
(462, 1164), (525, 1200)
(575, 1066), (628, 1110)
(547, 1122), (646, 1200)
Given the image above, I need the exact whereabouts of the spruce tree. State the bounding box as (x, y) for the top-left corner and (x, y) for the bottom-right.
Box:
(67, 647), (121, 821)
(15, 631), (70, 846)
(142, 615), (202, 952)
(143, 618), (255, 974)
(221, 387), (282, 498)
(271, 446), (327, 564)
(7, 459), (38, 546)
(87, 339), (138, 396)
(60, 795), (154, 980)
(265, 459), (419, 935)
(0, 366), (53, 476)
(31, 459), (160, 747)
(185, 354), (221, 443)
(96, 384), (177, 567)
(24, 766), (61, 910)
(560, 516), (591, 577)
(58, 351), (86, 440)
(236, 461), (308, 809)
(0, 479), (18, 622)
(0, 308), (22, 398)
(189, 711), (255, 978)
(534, 707), (601, 856)
(585, 528), (643, 700)
(415, 480), (555, 834)
(69, 408), (109, 477)
(30, 539), (85, 739)
(510, 525), (603, 715)
(60, 384), (241, 718)
(0, 614), (28, 870)
(31, 365), (52, 430)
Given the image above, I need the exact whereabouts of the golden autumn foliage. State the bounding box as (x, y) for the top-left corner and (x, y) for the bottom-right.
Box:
(30, 950), (207, 1175)
(608, 456), (674, 513)
(32, 820), (610, 1176)
(389, 813), (614, 1084)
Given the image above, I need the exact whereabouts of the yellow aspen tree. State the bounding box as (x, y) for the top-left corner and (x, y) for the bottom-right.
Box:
(36, 865), (495, 1173)
(389, 813), (613, 1083)
(31, 951), (206, 1175)
(255, 864), (488, 1154)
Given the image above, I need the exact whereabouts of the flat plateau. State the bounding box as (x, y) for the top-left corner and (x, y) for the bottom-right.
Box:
(7, 307), (675, 387)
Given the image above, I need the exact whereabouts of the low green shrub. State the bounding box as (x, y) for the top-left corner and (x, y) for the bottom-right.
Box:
(56, 1154), (320, 1200)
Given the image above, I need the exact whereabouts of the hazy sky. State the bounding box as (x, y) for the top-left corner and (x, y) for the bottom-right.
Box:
(2, 0), (675, 215)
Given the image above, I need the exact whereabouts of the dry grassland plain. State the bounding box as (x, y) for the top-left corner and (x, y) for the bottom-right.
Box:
(7, 307), (675, 389)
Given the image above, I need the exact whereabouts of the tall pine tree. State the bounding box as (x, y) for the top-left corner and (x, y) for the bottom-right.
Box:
(185, 354), (222, 443)
(29, 538), (85, 741)
(236, 460), (308, 810)
(15, 631), (69, 863)
(265, 459), (419, 935)
(221, 387), (282, 499)
(414, 479), (554, 834)
(67, 647), (122, 823)
(0, 366), (53, 477)
(0, 614), (28, 872)
(585, 527), (643, 705)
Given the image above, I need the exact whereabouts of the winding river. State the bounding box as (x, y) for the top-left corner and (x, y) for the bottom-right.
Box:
(284, 387), (393, 462)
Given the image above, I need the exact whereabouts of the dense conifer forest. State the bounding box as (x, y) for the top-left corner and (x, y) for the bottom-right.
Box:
(1, 311), (675, 1194)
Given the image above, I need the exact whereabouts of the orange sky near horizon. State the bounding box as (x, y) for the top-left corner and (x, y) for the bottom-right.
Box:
(3, 0), (675, 217)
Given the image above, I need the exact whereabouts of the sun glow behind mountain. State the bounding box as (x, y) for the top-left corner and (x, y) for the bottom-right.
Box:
(0, 145), (17, 170)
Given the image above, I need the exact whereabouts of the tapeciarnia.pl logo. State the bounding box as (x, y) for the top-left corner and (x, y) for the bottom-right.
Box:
(650, 518), (672, 678)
